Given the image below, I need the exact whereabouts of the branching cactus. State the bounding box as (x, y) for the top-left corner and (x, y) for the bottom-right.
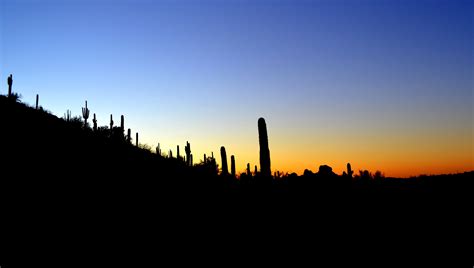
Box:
(220, 146), (228, 175)
(156, 143), (161, 155)
(231, 155), (236, 177)
(185, 141), (191, 166)
(82, 101), (90, 128)
(65, 110), (71, 122)
(258, 117), (271, 177)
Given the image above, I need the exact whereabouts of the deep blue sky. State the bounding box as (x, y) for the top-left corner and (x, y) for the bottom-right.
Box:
(1, 0), (472, 176)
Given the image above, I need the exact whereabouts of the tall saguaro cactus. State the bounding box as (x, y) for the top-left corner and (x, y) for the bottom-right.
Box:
(127, 128), (131, 143)
(231, 155), (236, 177)
(185, 141), (191, 166)
(156, 143), (161, 155)
(177, 145), (180, 159)
(110, 114), (114, 130)
(7, 74), (12, 97)
(220, 146), (228, 175)
(92, 113), (97, 131)
(121, 115), (124, 133)
(347, 163), (354, 178)
(247, 163), (251, 176)
(136, 132), (139, 147)
(258, 117), (271, 177)
(65, 110), (71, 122)
(82, 101), (90, 128)
(35, 94), (39, 110)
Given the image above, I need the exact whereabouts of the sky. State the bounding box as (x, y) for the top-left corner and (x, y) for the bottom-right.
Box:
(1, 0), (472, 177)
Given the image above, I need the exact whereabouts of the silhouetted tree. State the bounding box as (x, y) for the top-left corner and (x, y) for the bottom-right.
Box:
(258, 117), (271, 177)
(221, 146), (228, 175)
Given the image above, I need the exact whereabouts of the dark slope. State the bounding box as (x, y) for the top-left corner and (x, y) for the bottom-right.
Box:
(1, 95), (472, 266)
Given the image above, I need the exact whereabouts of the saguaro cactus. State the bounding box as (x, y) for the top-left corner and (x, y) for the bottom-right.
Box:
(136, 132), (139, 147)
(92, 113), (97, 131)
(35, 94), (39, 109)
(127, 128), (131, 143)
(247, 163), (251, 176)
(7, 74), (12, 97)
(177, 145), (180, 159)
(231, 155), (236, 177)
(258, 117), (271, 177)
(156, 143), (161, 155)
(82, 101), (90, 128)
(110, 114), (114, 131)
(220, 146), (228, 175)
(203, 154), (207, 164)
(185, 141), (191, 166)
(347, 163), (354, 178)
(121, 115), (124, 133)
(190, 154), (193, 166)
(65, 110), (71, 122)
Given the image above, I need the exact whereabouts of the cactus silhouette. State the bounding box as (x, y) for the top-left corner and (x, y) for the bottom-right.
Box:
(247, 163), (251, 176)
(65, 110), (71, 122)
(169, 150), (173, 158)
(220, 146), (228, 175)
(190, 154), (193, 166)
(258, 117), (271, 177)
(156, 143), (161, 155)
(35, 94), (39, 110)
(110, 114), (114, 131)
(177, 145), (180, 159)
(254, 165), (257, 176)
(136, 132), (138, 147)
(82, 101), (90, 128)
(231, 155), (236, 177)
(121, 115), (124, 133)
(185, 141), (191, 166)
(203, 154), (207, 164)
(347, 163), (354, 178)
(92, 113), (97, 131)
(127, 128), (131, 143)
(7, 74), (12, 97)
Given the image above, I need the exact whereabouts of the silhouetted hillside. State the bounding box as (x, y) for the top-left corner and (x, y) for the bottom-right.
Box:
(1, 95), (473, 267)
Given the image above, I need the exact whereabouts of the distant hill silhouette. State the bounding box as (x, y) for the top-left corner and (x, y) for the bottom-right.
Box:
(1, 94), (473, 267)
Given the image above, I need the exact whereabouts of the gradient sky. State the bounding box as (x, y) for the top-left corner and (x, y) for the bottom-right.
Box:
(1, 0), (472, 177)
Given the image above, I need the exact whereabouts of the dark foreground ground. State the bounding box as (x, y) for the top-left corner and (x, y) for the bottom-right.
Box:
(1, 96), (472, 266)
